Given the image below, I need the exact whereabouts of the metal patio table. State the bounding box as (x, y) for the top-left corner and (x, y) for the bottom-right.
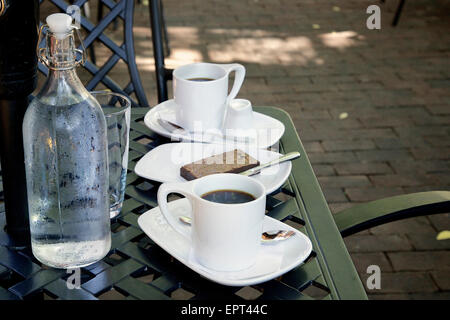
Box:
(0, 106), (367, 300)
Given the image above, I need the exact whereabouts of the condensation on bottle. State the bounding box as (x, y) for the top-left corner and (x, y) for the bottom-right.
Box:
(22, 13), (111, 269)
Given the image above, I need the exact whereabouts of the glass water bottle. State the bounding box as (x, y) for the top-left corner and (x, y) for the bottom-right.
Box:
(23, 14), (111, 268)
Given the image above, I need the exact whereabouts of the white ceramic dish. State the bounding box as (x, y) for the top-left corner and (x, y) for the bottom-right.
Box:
(144, 99), (285, 149)
(137, 198), (313, 286)
(134, 143), (293, 194)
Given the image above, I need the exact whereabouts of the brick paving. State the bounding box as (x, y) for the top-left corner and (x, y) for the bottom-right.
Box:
(40, 0), (450, 299)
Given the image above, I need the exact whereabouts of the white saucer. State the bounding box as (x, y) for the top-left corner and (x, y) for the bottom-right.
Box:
(134, 143), (293, 194)
(137, 198), (313, 287)
(144, 99), (285, 149)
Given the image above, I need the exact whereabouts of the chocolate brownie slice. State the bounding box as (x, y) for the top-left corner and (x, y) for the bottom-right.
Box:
(180, 149), (260, 181)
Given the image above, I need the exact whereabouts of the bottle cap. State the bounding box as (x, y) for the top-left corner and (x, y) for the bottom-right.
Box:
(46, 13), (73, 40)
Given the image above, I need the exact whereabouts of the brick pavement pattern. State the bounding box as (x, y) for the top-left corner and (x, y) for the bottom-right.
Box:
(40, 0), (450, 299)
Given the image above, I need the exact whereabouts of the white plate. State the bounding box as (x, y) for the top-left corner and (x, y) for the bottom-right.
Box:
(137, 198), (313, 287)
(134, 143), (292, 194)
(144, 99), (285, 149)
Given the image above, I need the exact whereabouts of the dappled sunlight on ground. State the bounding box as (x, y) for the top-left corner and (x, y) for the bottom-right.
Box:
(165, 48), (204, 67)
(207, 35), (317, 66)
(167, 27), (368, 67)
(318, 31), (366, 51)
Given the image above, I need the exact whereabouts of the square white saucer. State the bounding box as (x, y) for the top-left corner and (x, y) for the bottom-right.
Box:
(137, 198), (313, 286)
(134, 143), (293, 194)
(144, 99), (285, 149)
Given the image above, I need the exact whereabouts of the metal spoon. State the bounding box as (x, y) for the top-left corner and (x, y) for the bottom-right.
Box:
(239, 151), (301, 176)
(261, 230), (296, 243)
(179, 216), (295, 243)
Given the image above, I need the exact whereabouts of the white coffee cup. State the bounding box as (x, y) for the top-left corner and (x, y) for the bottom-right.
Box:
(173, 63), (246, 132)
(157, 173), (266, 272)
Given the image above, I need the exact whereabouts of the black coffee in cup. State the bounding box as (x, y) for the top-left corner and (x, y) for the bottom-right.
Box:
(201, 189), (255, 204)
(187, 77), (215, 82)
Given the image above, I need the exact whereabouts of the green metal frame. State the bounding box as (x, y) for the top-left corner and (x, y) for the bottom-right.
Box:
(0, 106), (369, 300)
(5, 105), (446, 300)
(255, 107), (367, 299)
(334, 191), (450, 237)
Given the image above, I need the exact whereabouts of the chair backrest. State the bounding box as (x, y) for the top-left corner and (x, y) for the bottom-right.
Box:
(38, 0), (149, 107)
(149, 0), (172, 103)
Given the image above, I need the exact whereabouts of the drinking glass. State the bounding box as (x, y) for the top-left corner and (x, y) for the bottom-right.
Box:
(91, 91), (131, 218)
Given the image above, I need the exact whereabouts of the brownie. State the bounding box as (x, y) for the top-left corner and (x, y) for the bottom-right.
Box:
(180, 149), (260, 181)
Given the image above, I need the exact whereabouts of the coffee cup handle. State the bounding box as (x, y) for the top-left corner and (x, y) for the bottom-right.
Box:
(157, 181), (194, 240)
(219, 63), (246, 104)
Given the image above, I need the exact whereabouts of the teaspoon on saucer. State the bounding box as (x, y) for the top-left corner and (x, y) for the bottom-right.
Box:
(239, 151), (300, 176)
(179, 216), (295, 243)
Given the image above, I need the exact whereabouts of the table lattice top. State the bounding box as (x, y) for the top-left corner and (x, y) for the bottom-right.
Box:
(0, 107), (367, 300)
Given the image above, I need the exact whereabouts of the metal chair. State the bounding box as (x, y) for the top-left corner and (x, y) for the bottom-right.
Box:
(95, 0), (172, 103)
(381, 0), (406, 26)
(392, 0), (406, 26)
(99, 0), (171, 57)
(334, 191), (450, 237)
(148, 0), (172, 103)
(38, 0), (149, 108)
